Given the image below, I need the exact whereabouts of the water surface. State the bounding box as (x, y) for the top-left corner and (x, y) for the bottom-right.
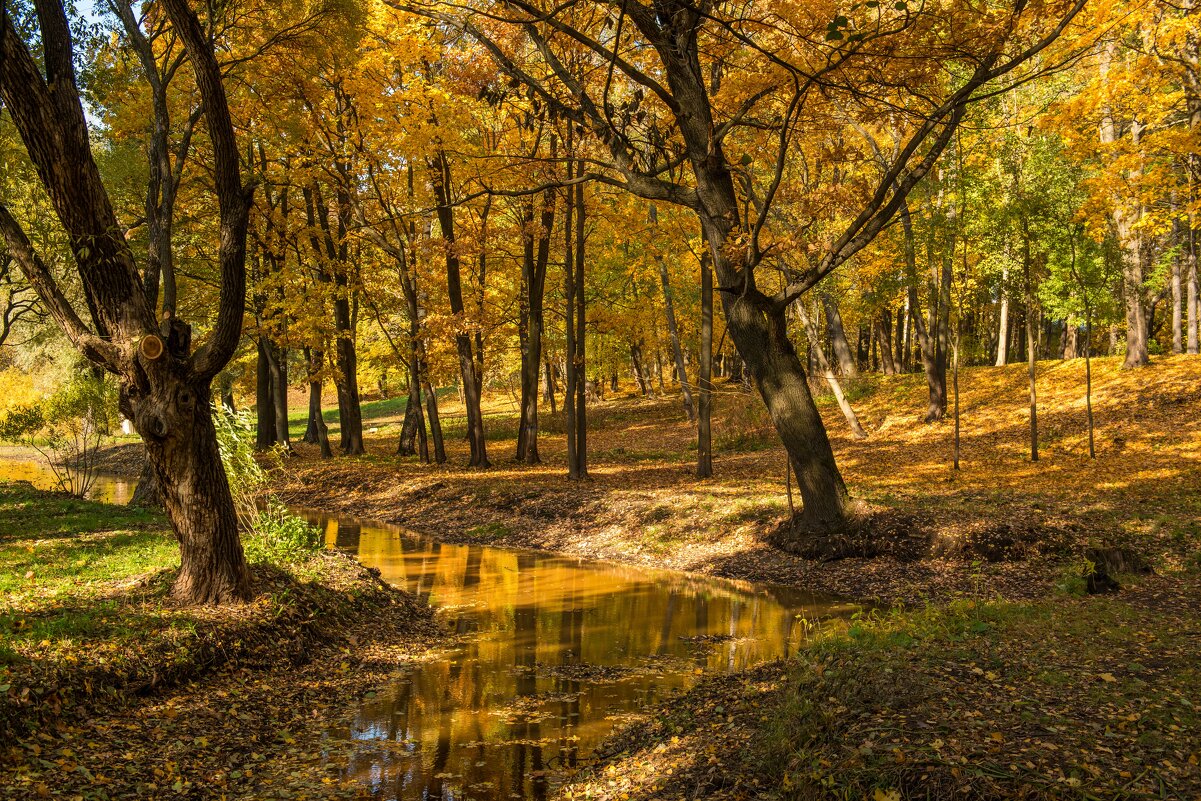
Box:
(313, 514), (853, 800)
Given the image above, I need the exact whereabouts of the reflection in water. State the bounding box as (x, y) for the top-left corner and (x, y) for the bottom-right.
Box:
(310, 513), (856, 801)
(0, 457), (135, 505)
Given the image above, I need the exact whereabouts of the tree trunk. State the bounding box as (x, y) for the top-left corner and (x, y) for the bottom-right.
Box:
(422, 371), (446, 464)
(129, 460), (162, 508)
(1190, 222), (1200, 354)
(255, 336), (276, 449)
(269, 343), (291, 452)
(724, 294), (851, 532)
(303, 347), (332, 458)
(1063, 320), (1079, 360)
(572, 162), (588, 478)
(876, 310), (897, 375)
(138, 379), (252, 604)
(1172, 223), (1184, 354)
(697, 250), (713, 478)
(630, 342), (651, 395)
(332, 292), (364, 454)
(995, 264), (1010, 366)
(797, 301), (868, 440)
(431, 151), (488, 467)
(901, 203), (946, 421)
(657, 255), (696, 422)
(1027, 300), (1039, 462)
(517, 183), (555, 464)
(822, 293), (857, 376)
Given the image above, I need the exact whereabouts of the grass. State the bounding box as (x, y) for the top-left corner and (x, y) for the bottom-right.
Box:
(0, 483), (178, 664)
(749, 593), (1201, 799)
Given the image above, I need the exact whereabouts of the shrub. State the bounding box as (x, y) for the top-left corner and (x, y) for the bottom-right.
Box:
(212, 404), (321, 564)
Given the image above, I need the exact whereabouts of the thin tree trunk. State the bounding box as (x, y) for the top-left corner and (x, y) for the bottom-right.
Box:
(876, 310), (897, 375)
(822, 293), (857, 376)
(697, 250), (713, 478)
(1172, 218), (1184, 354)
(431, 151), (488, 467)
(269, 343), (291, 452)
(255, 335), (276, 449)
(995, 264), (1010, 366)
(422, 371), (446, 464)
(630, 342), (651, 395)
(797, 301), (868, 440)
(564, 146), (579, 480)
(573, 159), (587, 478)
(304, 349), (333, 459)
(657, 254), (696, 422)
(1027, 299), (1039, 462)
(953, 322), (961, 470)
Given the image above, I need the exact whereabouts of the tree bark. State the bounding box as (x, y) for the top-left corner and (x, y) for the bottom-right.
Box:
(431, 151), (488, 467)
(822, 293), (857, 376)
(657, 253), (696, 422)
(697, 250), (713, 478)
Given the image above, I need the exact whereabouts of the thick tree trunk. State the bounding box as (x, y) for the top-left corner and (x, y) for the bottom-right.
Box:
(697, 250), (713, 478)
(822, 293), (857, 377)
(129, 459), (162, 508)
(1063, 320), (1079, 360)
(725, 295), (851, 532)
(137, 378), (252, 604)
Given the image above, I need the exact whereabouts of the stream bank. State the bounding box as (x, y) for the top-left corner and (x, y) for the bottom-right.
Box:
(0, 481), (442, 799)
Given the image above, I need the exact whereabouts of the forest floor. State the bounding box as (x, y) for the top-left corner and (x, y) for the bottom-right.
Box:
(267, 354), (1201, 800)
(274, 354), (1201, 605)
(0, 482), (443, 800)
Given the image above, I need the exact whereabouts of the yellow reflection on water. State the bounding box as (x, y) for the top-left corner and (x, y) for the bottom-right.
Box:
(311, 514), (853, 801)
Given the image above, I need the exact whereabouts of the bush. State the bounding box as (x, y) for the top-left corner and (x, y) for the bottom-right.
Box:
(0, 372), (118, 497)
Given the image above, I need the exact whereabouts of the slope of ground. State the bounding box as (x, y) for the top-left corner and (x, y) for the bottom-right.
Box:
(275, 355), (1201, 603)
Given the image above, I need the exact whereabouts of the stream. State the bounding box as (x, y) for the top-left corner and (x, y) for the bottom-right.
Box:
(2, 457), (856, 800)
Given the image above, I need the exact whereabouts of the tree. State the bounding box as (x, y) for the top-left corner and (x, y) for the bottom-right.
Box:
(0, 0), (254, 603)
(395, 0), (1090, 539)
